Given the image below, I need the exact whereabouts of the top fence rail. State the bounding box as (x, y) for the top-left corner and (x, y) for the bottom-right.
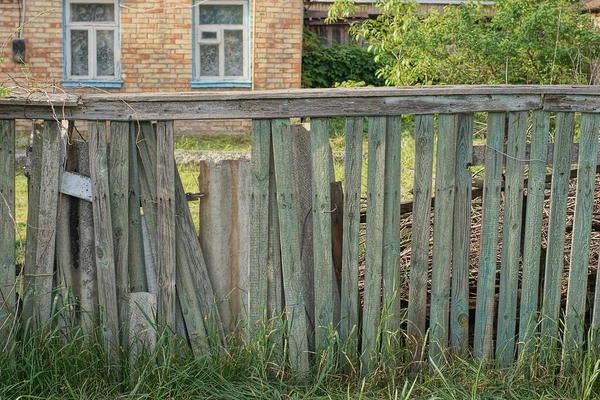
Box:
(1, 85), (600, 121)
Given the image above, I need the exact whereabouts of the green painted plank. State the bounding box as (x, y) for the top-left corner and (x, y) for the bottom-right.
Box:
(249, 120), (271, 334)
(361, 116), (387, 376)
(270, 118), (309, 374)
(474, 112), (506, 362)
(563, 113), (600, 368)
(109, 121), (130, 331)
(450, 114), (473, 356)
(310, 118), (334, 355)
(339, 117), (364, 364)
(407, 115), (434, 366)
(128, 122), (147, 293)
(518, 111), (550, 357)
(0, 120), (16, 345)
(88, 120), (120, 357)
(429, 114), (458, 367)
(540, 112), (574, 353)
(495, 111), (528, 367)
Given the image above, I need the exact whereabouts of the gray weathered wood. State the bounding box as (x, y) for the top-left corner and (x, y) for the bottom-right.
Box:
(361, 116), (387, 375)
(450, 114), (473, 356)
(563, 114), (600, 368)
(518, 111), (550, 356)
(310, 118), (334, 356)
(60, 172), (92, 201)
(109, 121), (130, 331)
(0, 120), (16, 345)
(429, 114), (458, 367)
(544, 95), (600, 113)
(127, 292), (157, 377)
(407, 115), (435, 366)
(474, 113), (506, 362)
(270, 118), (309, 374)
(540, 112), (574, 354)
(495, 111), (528, 367)
(128, 122), (147, 293)
(339, 117), (364, 364)
(156, 121), (176, 333)
(88, 120), (120, 357)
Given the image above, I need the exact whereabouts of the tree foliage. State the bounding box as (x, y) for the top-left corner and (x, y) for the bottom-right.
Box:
(327, 0), (600, 85)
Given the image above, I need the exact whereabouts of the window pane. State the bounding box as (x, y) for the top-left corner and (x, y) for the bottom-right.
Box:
(201, 31), (217, 40)
(200, 44), (219, 76)
(199, 5), (244, 25)
(71, 3), (115, 22)
(224, 30), (243, 76)
(70, 30), (89, 76)
(97, 30), (115, 76)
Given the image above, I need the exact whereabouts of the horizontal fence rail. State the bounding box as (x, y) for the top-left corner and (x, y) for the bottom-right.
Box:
(2, 86), (600, 375)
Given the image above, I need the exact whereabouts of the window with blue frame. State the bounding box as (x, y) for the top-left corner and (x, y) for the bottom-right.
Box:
(192, 0), (251, 88)
(63, 0), (122, 88)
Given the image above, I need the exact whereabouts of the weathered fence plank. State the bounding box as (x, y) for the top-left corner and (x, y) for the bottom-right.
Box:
(495, 111), (528, 367)
(362, 116), (387, 375)
(0, 120), (16, 344)
(128, 122), (147, 293)
(562, 113), (600, 368)
(407, 115), (435, 366)
(518, 111), (550, 356)
(450, 114), (473, 356)
(474, 112), (506, 362)
(430, 114), (458, 367)
(310, 118), (334, 355)
(88, 120), (120, 356)
(127, 292), (157, 377)
(271, 118), (309, 373)
(541, 112), (575, 357)
(340, 117), (364, 364)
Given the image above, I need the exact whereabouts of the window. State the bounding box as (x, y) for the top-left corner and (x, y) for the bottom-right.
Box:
(64, 0), (121, 87)
(192, 0), (250, 88)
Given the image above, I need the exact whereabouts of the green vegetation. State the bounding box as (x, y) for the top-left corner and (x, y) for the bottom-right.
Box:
(174, 134), (251, 152)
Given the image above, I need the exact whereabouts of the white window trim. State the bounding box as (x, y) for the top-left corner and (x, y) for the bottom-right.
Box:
(195, 0), (249, 81)
(65, 0), (120, 82)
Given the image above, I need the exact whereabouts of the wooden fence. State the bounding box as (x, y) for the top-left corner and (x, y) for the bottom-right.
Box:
(2, 86), (600, 375)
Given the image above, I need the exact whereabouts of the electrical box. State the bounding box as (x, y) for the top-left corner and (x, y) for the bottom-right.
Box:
(12, 38), (26, 63)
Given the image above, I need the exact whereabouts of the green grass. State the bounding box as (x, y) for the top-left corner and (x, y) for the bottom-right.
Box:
(174, 134), (251, 151)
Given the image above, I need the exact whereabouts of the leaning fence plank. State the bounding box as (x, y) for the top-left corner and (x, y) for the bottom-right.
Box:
(450, 114), (473, 356)
(474, 112), (506, 362)
(271, 118), (309, 374)
(563, 114), (600, 368)
(540, 112), (574, 356)
(156, 121), (176, 333)
(361, 116), (387, 375)
(128, 122), (147, 293)
(109, 121), (130, 331)
(407, 115), (435, 366)
(518, 111), (550, 357)
(127, 292), (157, 378)
(429, 114), (458, 367)
(495, 111), (528, 367)
(311, 118), (334, 356)
(88, 120), (120, 357)
(0, 120), (16, 344)
(340, 117), (364, 364)
(249, 120), (271, 333)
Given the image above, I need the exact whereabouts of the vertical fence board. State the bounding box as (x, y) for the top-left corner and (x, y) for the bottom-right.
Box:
(88, 120), (120, 356)
(156, 121), (176, 332)
(518, 111), (550, 357)
(311, 118), (334, 355)
(474, 112), (506, 362)
(249, 120), (271, 332)
(271, 118), (309, 373)
(541, 112), (574, 354)
(0, 120), (15, 344)
(109, 121), (130, 330)
(495, 111), (528, 367)
(128, 122), (147, 293)
(361, 116), (387, 375)
(382, 116), (402, 338)
(430, 114), (458, 366)
(340, 117), (364, 363)
(407, 115), (435, 365)
(450, 114), (473, 356)
(563, 113), (600, 367)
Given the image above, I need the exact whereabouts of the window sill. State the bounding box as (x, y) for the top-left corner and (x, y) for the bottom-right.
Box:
(62, 80), (123, 89)
(190, 80), (251, 89)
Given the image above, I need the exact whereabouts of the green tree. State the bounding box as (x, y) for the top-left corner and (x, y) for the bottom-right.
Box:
(327, 0), (600, 85)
